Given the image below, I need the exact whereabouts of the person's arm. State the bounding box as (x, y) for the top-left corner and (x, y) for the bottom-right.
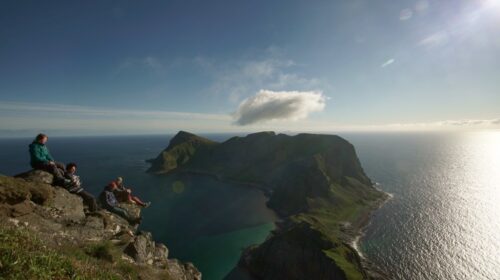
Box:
(45, 147), (54, 162)
(105, 192), (117, 206)
(116, 184), (130, 194)
(74, 175), (82, 187)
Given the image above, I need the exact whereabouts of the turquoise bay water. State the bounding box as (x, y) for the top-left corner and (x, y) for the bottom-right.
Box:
(1, 132), (498, 280)
(0, 134), (276, 280)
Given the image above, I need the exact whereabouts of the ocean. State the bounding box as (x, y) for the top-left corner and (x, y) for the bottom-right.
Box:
(344, 132), (500, 280)
(0, 132), (498, 280)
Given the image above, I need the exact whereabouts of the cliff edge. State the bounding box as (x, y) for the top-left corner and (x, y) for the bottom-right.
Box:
(0, 170), (201, 280)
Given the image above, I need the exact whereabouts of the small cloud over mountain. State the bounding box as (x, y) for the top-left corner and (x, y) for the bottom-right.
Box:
(233, 90), (326, 126)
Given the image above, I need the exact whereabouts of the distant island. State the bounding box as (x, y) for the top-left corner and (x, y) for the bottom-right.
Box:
(148, 131), (389, 279)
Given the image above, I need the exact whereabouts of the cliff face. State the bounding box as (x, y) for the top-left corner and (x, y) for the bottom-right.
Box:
(238, 222), (361, 280)
(149, 131), (388, 280)
(0, 171), (201, 280)
(149, 132), (370, 183)
(147, 131), (218, 174)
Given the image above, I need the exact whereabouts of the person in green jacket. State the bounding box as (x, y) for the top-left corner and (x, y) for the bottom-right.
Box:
(29, 133), (67, 185)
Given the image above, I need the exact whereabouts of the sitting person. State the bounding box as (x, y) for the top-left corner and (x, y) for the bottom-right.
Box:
(29, 133), (68, 186)
(113, 177), (150, 208)
(99, 182), (141, 225)
(63, 163), (99, 213)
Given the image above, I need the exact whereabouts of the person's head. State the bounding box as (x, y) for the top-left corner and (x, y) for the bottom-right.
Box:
(116, 177), (123, 185)
(36, 133), (48, 144)
(107, 181), (117, 191)
(66, 163), (77, 174)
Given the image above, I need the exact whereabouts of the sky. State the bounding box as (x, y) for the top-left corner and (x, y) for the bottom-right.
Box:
(0, 0), (499, 137)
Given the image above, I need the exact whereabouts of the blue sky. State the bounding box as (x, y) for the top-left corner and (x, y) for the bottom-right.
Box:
(1, 0), (499, 136)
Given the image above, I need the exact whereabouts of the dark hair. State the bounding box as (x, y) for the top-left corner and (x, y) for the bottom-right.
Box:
(106, 181), (117, 190)
(66, 162), (77, 171)
(36, 133), (47, 141)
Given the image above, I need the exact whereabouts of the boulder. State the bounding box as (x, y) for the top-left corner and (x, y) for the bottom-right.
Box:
(154, 242), (169, 260)
(118, 202), (141, 221)
(15, 169), (54, 185)
(167, 259), (202, 280)
(0, 174), (53, 206)
(124, 231), (156, 264)
(51, 187), (85, 223)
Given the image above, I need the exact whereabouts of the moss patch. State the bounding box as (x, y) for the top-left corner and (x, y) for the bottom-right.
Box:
(0, 227), (168, 280)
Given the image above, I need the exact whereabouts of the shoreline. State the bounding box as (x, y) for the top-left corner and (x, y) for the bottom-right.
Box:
(158, 168), (392, 278)
(350, 183), (393, 279)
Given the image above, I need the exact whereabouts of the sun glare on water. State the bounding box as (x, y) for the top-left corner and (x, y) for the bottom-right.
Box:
(458, 131), (500, 277)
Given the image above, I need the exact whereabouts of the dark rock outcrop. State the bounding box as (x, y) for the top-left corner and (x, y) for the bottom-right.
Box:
(239, 222), (356, 280)
(0, 171), (201, 280)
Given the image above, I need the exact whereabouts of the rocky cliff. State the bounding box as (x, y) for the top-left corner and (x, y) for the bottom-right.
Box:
(0, 170), (201, 280)
(149, 131), (389, 280)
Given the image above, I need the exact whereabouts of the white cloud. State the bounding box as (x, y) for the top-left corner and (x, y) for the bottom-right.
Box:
(342, 118), (500, 131)
(399, 9), (413, 21)
(381, 58), (395, 68)
(203, 51), (323, 104)
(419, 32), (450, 48)
(233, 90), (326, 126)
(0, 101), (232, 137)
(0, 102), (227, 120)
(437, 119), (500, 127)
(415, 0), (429, 12)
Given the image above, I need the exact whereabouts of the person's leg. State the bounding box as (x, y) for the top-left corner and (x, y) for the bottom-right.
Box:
(54, 162), (65, 170)
(115, 191), (131, 203)
(35, 162), (65, 183)
(130, 195), (146, 206)
(106, 206), (137, 224)
(78, 191), (98, 212)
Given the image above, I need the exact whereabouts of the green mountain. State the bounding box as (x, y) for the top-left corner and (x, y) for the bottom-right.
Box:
(149, 131), (388, 279)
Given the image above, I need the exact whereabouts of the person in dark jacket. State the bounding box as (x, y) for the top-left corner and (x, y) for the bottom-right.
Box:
(63, 163), (99, 212)
(113, 177), (150, 208)
(29, 133), (67, 185)
(99, 182), (141, 225)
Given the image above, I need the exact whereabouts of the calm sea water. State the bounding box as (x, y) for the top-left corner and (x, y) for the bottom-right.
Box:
(344, 132), (500, 280)
(0, 132), (498, 280)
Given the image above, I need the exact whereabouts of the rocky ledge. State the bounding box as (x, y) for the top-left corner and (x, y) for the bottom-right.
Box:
(0, 170), (201, 280)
